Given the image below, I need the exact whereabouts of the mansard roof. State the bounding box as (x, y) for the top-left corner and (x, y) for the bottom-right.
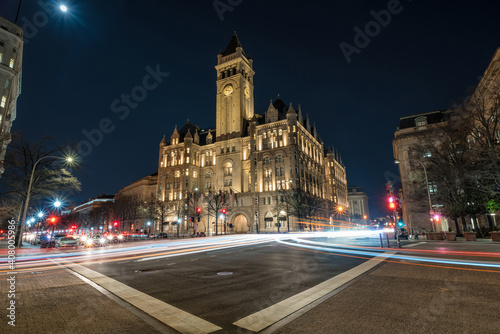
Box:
(222, 33), (248, 58)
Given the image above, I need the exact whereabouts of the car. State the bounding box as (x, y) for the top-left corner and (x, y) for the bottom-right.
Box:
(157, 233), (168, 239)
(55, 237), (78, 248)
(40, 234), (55, 248)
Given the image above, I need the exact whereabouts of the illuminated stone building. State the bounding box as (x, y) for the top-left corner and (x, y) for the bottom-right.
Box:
(0, 17), (23, 178)
(157, 34), (347, 234)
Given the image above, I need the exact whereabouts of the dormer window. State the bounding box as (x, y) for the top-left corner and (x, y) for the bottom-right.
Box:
(415, 116), (427, 127)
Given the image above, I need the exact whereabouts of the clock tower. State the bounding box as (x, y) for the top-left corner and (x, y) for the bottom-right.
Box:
(215, 33), (255, 141)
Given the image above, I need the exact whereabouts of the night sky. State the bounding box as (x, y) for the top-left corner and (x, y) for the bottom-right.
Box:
(1, 0), (499, 217)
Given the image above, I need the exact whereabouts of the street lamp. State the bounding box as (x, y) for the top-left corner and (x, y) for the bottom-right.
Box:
(395, 159), (433, 232)
(17, 155), (75, 247)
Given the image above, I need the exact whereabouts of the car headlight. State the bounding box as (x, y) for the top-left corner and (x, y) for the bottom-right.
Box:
(107, 235), (113, 240)
(81, 236), (88, 242)
(99, 238), (106, 244)
(117, 235), (124, 240)
(86, 239), (93, 246)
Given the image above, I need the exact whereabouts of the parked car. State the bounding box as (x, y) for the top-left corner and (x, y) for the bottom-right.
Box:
(55, 237), (78, 248)
(157, 233), (168, 239)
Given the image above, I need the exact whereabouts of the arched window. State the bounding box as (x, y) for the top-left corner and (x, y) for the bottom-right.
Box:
(224, 162), (233, 176)
(206, 171), (212, 178)
(279, 129), (283, 136)
(275, 154), (283, 163)
(175, 170), (181, 178)
(263, 156), (271, 165)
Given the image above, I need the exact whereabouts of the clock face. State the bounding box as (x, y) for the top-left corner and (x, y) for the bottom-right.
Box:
(224, 85), (234, 96)
(244, 87), (250, 98)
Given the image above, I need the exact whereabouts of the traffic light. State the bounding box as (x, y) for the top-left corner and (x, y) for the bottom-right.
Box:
(113, 221), (119, 227)
(71, 225), (77, 229)
(49, 216), (57, 224)
(196, 207), (201, 222)
(221, 208), (227, 215)
(433, 214), (441, 222)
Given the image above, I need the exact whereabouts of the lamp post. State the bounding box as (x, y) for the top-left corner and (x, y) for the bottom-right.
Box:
(395, 159), (434, 232)
(17, 155), (74, 247)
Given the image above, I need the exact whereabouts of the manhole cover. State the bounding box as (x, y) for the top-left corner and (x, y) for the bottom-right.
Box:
(134, 269), (162, 274)
(217, 272), (233, 276)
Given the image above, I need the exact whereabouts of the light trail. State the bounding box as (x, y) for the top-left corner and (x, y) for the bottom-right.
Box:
(0, 235), (277, 274)
(278, 237), (500, 269)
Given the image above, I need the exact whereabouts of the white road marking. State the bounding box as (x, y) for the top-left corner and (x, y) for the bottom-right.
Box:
(233, 252), (395, 332)
(405, 242), (427, 248)
(167, 263), (176, 266)
(55, 259), (222, 334)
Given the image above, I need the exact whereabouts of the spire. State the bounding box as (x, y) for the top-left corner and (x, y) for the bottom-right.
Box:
(313, 122), (318, 138)
(185, 129), (193, 140)
(207, 130), (213, 144)
(305, 114), (311, 133)
(222, 33), (247, 57)
(288, 102), (296, 114)
(160, 135), (166, 145)
(194, 129), (200, 145)
(171, 125), (179, 144)
(297, 104), (303, 124)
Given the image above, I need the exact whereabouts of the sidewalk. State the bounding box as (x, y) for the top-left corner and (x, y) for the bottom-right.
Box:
(275, 239), (500, 334)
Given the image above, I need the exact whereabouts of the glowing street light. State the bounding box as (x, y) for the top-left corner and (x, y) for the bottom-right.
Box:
(60, 4), (68, 12)
(37, 212), (44, 218)
(18, 155), (77, 247)
(54, 199), (62, 208)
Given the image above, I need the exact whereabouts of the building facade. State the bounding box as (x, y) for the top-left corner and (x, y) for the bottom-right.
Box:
(348, 186), (370, 223)
(157, 34), (347, 234)
(393, 48), (500, 234)
(0, 17), (23, 178)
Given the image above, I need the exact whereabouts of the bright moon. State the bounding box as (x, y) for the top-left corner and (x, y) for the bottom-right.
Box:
(60, 5), (68, 12)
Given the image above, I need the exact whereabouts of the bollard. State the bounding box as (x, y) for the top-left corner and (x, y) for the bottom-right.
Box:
(397, 234), (401, 248)
(379, 233), (384, 248)
(386, 233), (391, 248)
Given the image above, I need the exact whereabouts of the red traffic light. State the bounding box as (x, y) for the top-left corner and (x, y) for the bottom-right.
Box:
(389, 202), (396, 210)
(113, 221), (119, 227)
(49, 217), (57, 224)
(196, 207), (202, 214)
(388, 197), (394, 203)
(221, 208), (227, 214)
(70, 225), (77, 229)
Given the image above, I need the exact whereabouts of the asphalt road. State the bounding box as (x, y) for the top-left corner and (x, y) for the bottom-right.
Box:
(82, 237), (374, 332)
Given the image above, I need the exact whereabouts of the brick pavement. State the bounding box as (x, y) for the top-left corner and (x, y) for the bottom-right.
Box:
(273, 240), (500, 334)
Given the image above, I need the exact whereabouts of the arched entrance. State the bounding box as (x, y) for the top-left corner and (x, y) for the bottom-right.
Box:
(233, 214), (249, 234)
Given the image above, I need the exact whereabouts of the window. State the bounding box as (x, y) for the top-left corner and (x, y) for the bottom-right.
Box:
(221, 148), (224, 154)
(175, 170), (181, 177)
(422, 150), (432, 158)
(279, 129), (283, 136)
(264, 156), (270, 165)
(265, 169), (272, 178)
(415, 116), (427, 127)
(226, 146), (230, 153)
(275, 154), (283, 163)
(0, 52), (2, 63)
(428, 181), (438, 195)
(232, 145), (236, 152)
(206, 171), (212, 178)
(193, 171), (198, 178)
(265, 220), (273, 229)
(0, 96), (6, 108)
(9, 58), (14, 68)
(166, 182), (171, 189)
(224, 162), (233, 176)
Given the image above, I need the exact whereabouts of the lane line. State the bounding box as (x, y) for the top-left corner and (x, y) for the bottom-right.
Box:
(405, 242), (427, 248)
(55, 259), (222, 334)
(233, 252), (395, 332)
